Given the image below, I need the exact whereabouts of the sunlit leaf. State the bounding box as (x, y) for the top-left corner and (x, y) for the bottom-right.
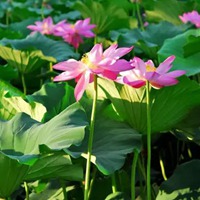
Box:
(68, 100), (142, 175)
(0, 103), (88, 197)
(29, 82), (75, 122)
(0, 33), (79, 63)
(98, 76), (200, 134)
(0, 46), (55, 74)
(0, 80), (46, 121)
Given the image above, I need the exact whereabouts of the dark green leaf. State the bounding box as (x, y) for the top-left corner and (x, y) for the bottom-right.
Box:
(29, 82), (75, 122)
(69, 100), (142, 175)
(0, 33), (79, 62)
(158, 29), (200, 76)
(156, 160), (200, 199)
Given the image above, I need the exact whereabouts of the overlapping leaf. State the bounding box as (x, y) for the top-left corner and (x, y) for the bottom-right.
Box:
(0, 103), (88, 198)
(73, 0), (132, 35)
(0, 33), (79, 62)
(0, 80), (46, 121)
(158, 29), (200, 76)
(156, 160), (200, 199)
(68, 100), (142, 175)
(98, 76), (200, 134)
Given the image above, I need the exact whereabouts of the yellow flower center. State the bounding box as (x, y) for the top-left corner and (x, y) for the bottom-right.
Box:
(81, 54), (97, 69)
(146, 64), (156, 72)
(43, 22), (49, 31)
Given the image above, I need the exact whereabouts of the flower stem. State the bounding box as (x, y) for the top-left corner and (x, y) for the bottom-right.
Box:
(24, 181), (29, 200)
(21, 73), (27, 95)
(111, 173), (118, 193)
(146, 81), (151, 200)
(60, 179), (68, 200)
(159, 153), (167, 181)
(88, 167), (97, 199)
(131, 149), (139, 200)
(84, 75), (98, 200)
(135, 1), (144, 31)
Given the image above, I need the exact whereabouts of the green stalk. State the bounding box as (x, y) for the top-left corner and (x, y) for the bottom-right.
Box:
(84, 75), (98, 200)
(21, 73), (27, 95)
(131, 149), (139, 200)
(146, 81), (151, 200)
(6, 10), (9, 25)
(159, 153), (167, 181)
(24, 181), (29, 200)
(88, 168), (97, 199)
(49, 62), (53, 81)
(135, 1), (144, 31)
(41, 0), (45, 19)
(111, 173), (117, 193)
(60, 179), (68, 200)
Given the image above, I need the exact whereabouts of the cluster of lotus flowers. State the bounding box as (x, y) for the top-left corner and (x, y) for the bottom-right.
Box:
(179, 10), (200, 28)
(27, 16), (96, 49)
(27, 17), (186, 101)
(53, 43), (185, 101)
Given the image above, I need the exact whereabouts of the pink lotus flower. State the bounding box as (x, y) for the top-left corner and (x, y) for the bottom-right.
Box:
(117, 56), (185, 89)
(53, 18), (96, 49)
(53, 43), (133, 101)
(179, 11), (200, 28)
(27, 17), (55, 35)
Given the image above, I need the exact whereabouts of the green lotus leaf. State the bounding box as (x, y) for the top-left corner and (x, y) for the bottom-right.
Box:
(98, 76), (200, 134)
(0, 33), (79, 62)
(73, 0), (131, 35)
(0, 45), (55, 74)
(156, 160), (200, 199)
(28, 82), (75, 122)
(158, 29), (200, 76)
(68, 100), (142, 175)
(0, 79), (46, 121)
(0, 102), (88, 198)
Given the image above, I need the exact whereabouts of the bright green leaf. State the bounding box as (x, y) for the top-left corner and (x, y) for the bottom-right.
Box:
(0, 33), (79, 63)
(98, 76), (200, 134)
(0, 103), (88, 197)
(0, 80), (46, 121)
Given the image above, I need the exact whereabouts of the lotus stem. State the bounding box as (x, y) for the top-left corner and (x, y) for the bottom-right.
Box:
(60, 179), (68, 200)
(135, 1), (145, 31)
(84, 75), (98, 200)
(131, 149), (139, 200)
(88, 167), (97, 199)
(24, 181), (29, 200)
(111, 173), (118, 193)
(159, 153), (167, 181)
(146, 81), (151, 200)
(21, 73), (27, 95)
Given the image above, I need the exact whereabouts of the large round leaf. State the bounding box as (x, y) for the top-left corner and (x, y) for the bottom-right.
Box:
(73, 0), (131, 35)
(0, 46), (55, 74)
(0, 33), (79, 62)
(115, 21), (183, 58)
(0, 80), (46, 121)
(25, 153), (83, 181)
(158, 29), (200, 76)
(156, 160), (200, 199)
(68, 100), (142, 175)
(0, 103), (88, 198)
(28, 82), (75, 122)
(98, 77), (200, 134)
